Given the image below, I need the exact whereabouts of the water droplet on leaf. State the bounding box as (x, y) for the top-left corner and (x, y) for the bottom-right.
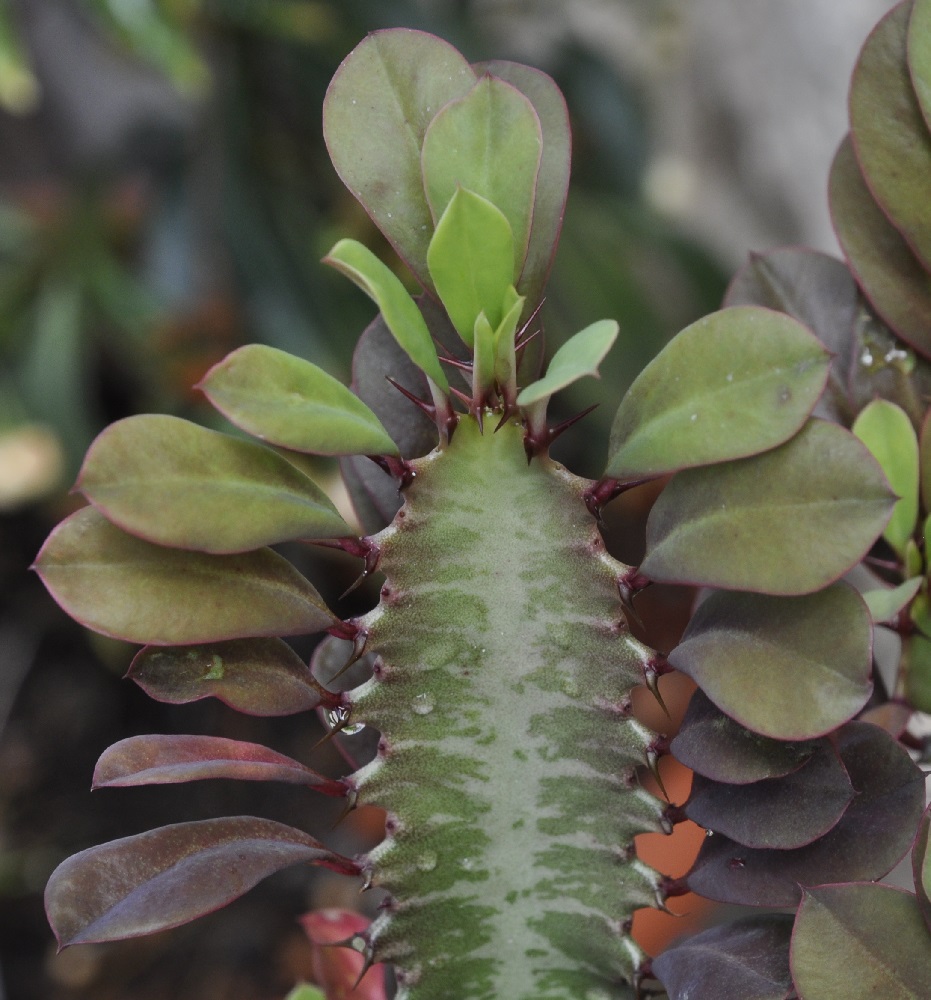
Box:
(412, 693), (434, 715)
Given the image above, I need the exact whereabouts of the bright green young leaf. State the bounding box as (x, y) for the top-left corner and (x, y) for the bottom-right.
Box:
(76, 415), (350, 553)
(642, 420), (895, 595)
(421, 75), (542, 277)
(910, 591), (931, 638)
(199, 344), (398, 457)
(791, 884), (931, 1000)
(284, 987), (326, 1000)
(914, 804), (931, 933)
(862, 576), (923, 623)
(325, 239), (448, 391)
(33, 507), (335, 645)
(476, 60), (571, 309)
(907, 536), (925, 577)
(493, 286), (525, 396)
(911, 0), (931, 130)
(851, 2), (931, 272)
(322, 29), (475, 289)
(606, 306), (831, 480)
(852, 400), (919, 556)
(905, 632), (931, 712)
(426, 187), (514, 344)
(472, 312), (497, 402)
(516, 320), (619, 407)
(919, 411), (931, 511)
(668, 584), (873, 740)
(830, 136), (931, 359)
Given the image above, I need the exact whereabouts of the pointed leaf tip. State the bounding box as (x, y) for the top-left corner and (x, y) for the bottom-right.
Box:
(516, 319), (619, 407)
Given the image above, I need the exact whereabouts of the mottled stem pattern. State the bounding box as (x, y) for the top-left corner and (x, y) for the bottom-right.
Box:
(347, 417), (666, 999)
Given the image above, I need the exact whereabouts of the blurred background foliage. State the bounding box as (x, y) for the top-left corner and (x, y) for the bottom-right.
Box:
(0, 1), (894, 998)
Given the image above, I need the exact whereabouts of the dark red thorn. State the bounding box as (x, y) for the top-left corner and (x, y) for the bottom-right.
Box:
(329, 784), (359, 828)
(642, 655), (672, 717)
(328, 618), (363, 642)
(514, 325), (541, 355)
(493, 405), (516, 433)
(646, 746), (669, 801)
(660, 875), (690, 899)
(584, 478), (622, 520)
(664, 803), (689, 828)
(385, 376), (436, 418)
(437, 355), (473, 372)
(617, 568), (653, 607)
(515, 298), (546, 350)
(448, 385), (473, 410)
(523, 403), (600, 461)
(367, 454), (415, 489)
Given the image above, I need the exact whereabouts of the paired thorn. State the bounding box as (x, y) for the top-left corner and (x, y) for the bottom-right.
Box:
(523, 403), (600, 462)
(642, 655), (672, 717)
(385, 376), (436, 419)
(367, 454), (416, 489)
(311, 536), (382, 600)
(583, 476), (653, 522)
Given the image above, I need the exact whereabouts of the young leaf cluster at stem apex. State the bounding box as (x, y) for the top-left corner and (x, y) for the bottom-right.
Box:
(323, 29), (621, 434)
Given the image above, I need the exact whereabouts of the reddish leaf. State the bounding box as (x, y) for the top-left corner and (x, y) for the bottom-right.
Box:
(128, 639), (336, 717)
(93, 735), (348, 796)
(913, 804), (931, 933)
(46, 817), (360, 947)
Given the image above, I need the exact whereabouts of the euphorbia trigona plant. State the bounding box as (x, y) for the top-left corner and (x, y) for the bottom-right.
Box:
(35, 10), (931, 1000)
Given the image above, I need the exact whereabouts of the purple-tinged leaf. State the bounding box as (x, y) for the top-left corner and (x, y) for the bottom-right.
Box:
(128, 639), (336, 717)
(93, 735), (348, 795)
(850, 1), (931, 272)
(606, 307), (830, 481)
(322, 29), (476, 290)
(45, 817), (360, 947)
(653, 914), (794, 1000)
(672, 690), (818, 784)
(341, 298), (465, 533)
(34, 507), (335, 645)
(913, 804), (931, 932)
(668, 584), (873, 740)
(199, 345), (398, 457)
(830, 135), (931, 359)
(859, 699), (912, 737)
(77, 415), (350, 553)
(685, 742), (854, 850)
(475, 60), (570, 312)
(687, 722), (926, 906)
(791, 883), (931, 999)
(642, 420), (895, 595)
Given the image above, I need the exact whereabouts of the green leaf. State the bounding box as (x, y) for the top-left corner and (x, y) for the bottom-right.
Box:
(830, 135), (931, 359)
(791, 884), (931, 1000)
(905, 632), (931, 711)
(850, 1), (931, 272)
(668, 584), (873, 740)
(862, 576), (923, 623)
(516, 320), (619, 407)
(34, 507), (335, 645)
(919, 411), (931, 511)
(910, 591), (931, 638)
(476, 60), (571, 311)
(76, 415), (350, 553)
(911, 0), (931, 131)
(421, 75), (541, 278)
(45, 817), (358, 947)
(128, 639), (333, 717)
(642, 420), (895, 595)
(852, 400), (919, 556)
(605, 306), (831, 480)
(325, 240), (448, 391)
(322, 29), (475, 289)
(283, 987), (326, 1000)
(426, 187), (514, 344)
(200, 344), (398, 457)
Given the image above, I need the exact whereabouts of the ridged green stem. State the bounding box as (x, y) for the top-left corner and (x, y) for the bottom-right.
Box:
(348, 416), (665, 999)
